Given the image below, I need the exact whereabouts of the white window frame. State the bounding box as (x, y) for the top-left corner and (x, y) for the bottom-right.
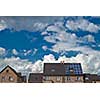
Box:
(77, 76), (81, 81)
(56, 76), (61, 81)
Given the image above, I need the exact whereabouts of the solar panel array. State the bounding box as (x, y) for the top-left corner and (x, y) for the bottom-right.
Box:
(65, 63), (83, 75)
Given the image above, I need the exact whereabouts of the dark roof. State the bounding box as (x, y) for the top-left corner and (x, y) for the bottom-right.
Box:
(44, 63), (66, 76)
(44, 63), (83, 76)
(28, 73), (43, 83)
(0, 65), (21, 77)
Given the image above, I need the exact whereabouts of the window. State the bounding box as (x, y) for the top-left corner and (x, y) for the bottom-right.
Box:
(6, 70), (9, 73)
(77, 76), (81, 81)
(1, 76), (5, 81)
(67, 76), (70, 80)
(85, 77), (89, 80)
(45, 76), (49, 80)
(9, 76), (14, 81)
(56, 77), (61, 81)
(51, 69), (55, 72)
(92, 81), (96, 83)
(35, 77), (38, 80)
(70, 69), (74, 73)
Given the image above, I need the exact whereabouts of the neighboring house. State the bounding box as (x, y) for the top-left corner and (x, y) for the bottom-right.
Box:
(83, 74), (100, 83)
(28, 73), (43, 83)
(21, 76), (27, 83)
(43, 63), (65, 83)
(65, 63), (83, 83)
(43, 63), (83, 83)
(0, 65), (26, 83)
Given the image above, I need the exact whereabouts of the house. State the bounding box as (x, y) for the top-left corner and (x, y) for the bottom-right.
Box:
(65, 63), (83, 83)
(0, 65), (26, 83)
(28, 73), (43, 83)
(84, 74), (100, 83)
(43, 63), (65, 83)
(43, 63), (83, 83)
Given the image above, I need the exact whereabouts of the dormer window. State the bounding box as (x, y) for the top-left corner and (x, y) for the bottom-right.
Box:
(51, 69), (55, 72)
(70, 69), (74, 72)
(69, 68), (74, 74)
(85, 77), (89, 80)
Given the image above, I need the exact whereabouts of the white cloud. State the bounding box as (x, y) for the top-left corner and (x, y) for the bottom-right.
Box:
(24, 50), (32, 56)
(43, 54), (56, 62)
(33, 22), (48, 31)
(41, 31), (48, 35)
(0, 47), (6, 55)
(12, 49), (18, 55)
(0, 56), (43, 75)
(66, 19), (100, 33)
(81, 34), (95, 42)
(46, 25), (63, 33)
(43, 22), (96, 54)
(33, 48), (38, 55)
(0, 20), (7, 31)
(42, 46), (48, 51)
(31, 60), (43, 72)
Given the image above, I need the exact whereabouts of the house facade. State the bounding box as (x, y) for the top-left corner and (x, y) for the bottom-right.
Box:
(0, 65), (26, 83)
(43, 63), (84, 83)
(43, 63), (65, 83)
(83, 74), (100, 83)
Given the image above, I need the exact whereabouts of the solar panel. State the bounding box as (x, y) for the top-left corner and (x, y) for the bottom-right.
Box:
(65, 63), (83, 75)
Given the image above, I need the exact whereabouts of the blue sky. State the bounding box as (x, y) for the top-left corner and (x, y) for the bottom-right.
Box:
(0, 16), (100, 74)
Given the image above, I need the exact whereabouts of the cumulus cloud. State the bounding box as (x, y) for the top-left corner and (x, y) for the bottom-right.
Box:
(32, 22), (48, 31)
(0, 16), (63, 32)
(0, 47), (6, 56)
(42, 46), (48, 51)
(0, 56), (43, 75)
(41, 31), (48, 35)
(66, 18), (100, 33)
(43, 54), (56, 62)
(12, 49), (18, 55)
(44, 30), (95, 54)
(24, 49), (32, 56)
(43, 21), (96, 55)
(81, 34), (95, 43)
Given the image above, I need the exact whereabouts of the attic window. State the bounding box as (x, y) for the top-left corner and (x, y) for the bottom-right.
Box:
(69, 68), (74, 73)
(6, 70), (9, 73)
